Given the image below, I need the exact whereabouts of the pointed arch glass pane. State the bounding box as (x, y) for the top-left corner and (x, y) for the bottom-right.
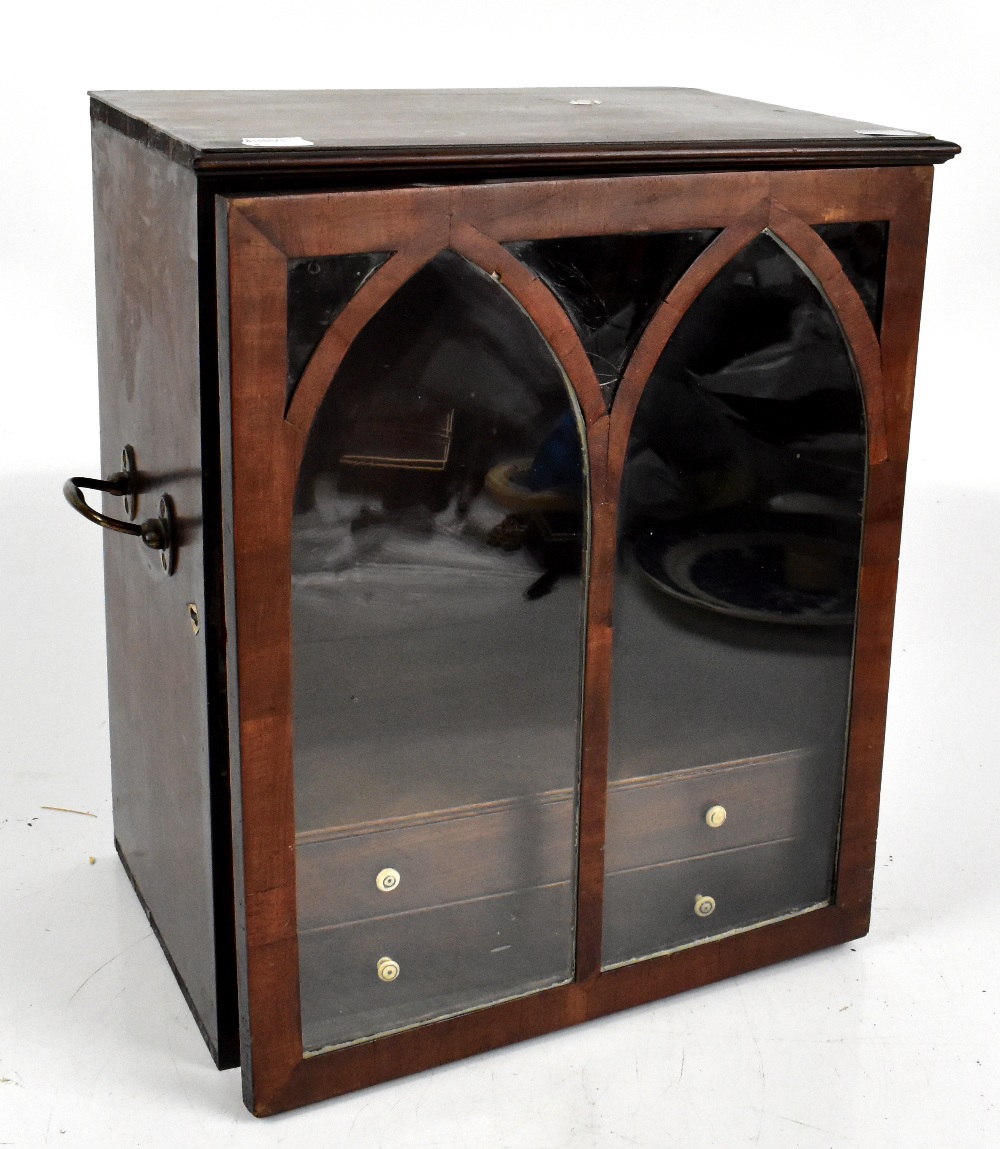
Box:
(504, 231), (719, 405)
(291, 250), (587, 1051)
(602, 233), (866, 969)
(286, 251), (392, 400)
(814, 221), (888, 334)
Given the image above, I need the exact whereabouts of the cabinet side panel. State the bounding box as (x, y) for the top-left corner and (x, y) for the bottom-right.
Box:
(91, 122), (225, 1062)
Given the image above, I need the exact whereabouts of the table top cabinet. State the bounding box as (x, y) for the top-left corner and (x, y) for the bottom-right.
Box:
(75, 88), (958, 1115)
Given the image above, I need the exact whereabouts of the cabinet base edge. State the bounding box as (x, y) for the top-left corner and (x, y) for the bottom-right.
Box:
(251, 900), (868, 1115)
(115, 839), (240, 1070)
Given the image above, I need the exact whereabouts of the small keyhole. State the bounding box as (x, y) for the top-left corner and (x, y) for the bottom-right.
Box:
(187, 603), (200, 635)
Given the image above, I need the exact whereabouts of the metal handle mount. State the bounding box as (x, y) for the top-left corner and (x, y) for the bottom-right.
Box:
(64, 445), (176, 574)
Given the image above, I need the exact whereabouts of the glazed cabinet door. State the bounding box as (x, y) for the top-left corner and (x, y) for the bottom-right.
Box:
(219, 167), (931, 1114)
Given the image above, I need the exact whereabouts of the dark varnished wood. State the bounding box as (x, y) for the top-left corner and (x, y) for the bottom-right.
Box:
(220, 205), (304, 1106)
(236, 172), (760, 255)
(833, 170), (933, 913)
(218, 164), (935, 1114)
(81, 84), (951, 1116)
(90, 88), (959, 179)
(92, 122), (238, 1067)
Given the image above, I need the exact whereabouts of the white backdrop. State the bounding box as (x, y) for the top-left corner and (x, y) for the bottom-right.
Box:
(2, 2), (998, 1146)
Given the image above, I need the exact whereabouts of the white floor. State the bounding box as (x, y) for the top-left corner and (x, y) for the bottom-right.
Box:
(1, 452), (998, 1147)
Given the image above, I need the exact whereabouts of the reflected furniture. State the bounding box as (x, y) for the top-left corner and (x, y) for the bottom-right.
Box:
(75, 89), (958, 1115)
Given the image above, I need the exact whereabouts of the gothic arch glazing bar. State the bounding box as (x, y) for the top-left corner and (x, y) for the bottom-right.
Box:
(448, 222), (607, 432)
(448, 223), (622, 978)
(285, 230), (449, 440)
(609, 210), (888, 487)
(609, 216), (770, 493)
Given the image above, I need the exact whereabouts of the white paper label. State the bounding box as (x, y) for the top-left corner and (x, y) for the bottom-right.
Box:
(854, 128), (922, 137)
(241, 136), (314, 147)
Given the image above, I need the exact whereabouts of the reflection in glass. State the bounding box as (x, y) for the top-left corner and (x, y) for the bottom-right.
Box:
(286, 251), (391, 399)
(504, 231), (719, 405)
(814, 221), (888, 334)
(603, 233), (866, 967)
(292, 251), (587, 1051)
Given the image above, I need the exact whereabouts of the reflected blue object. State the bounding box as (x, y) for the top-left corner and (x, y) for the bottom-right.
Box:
(524, 410), (585, 494)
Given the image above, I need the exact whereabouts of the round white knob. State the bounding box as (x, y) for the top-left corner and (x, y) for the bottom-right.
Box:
(376, 956), (400, 982)
(705, 805), (727, 829)
(375, 867), (400, 892)
(694, 894), (716, 918)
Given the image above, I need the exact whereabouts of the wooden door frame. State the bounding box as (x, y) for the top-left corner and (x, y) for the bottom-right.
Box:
(218, 166), (932, 1115)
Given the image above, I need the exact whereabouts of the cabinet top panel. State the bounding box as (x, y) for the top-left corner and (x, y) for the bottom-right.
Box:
(90, 88), (959, 178)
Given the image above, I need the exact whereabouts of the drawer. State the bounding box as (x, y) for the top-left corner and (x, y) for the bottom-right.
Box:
(299, 882), (574, 1052)
(296, 792), (574, 933)
(605, 748), (842, 873)
(602, 835), (835, 968)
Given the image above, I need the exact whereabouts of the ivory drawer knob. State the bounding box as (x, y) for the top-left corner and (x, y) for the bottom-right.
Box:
(705, 805), (727, 828)
(694, 894), (716, 918)
(376, 956), (400, 982)
(375, 867), (401, 892)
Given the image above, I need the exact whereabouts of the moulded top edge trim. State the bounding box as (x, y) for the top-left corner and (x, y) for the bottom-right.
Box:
(88, 92), (960, 179)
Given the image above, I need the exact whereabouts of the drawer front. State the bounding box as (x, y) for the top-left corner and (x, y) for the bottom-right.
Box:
(605, 748), (842, 873)
(297, 793), (574, 932)
(602, 836), (835, 968)
(299, 882), (574, 1052)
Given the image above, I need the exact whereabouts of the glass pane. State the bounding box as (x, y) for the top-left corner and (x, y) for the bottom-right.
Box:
(603, 233), (865, 968)
(287, 251), (391, 399)
(292, 250), (587, 1051)
(504, 231), (719, 405)
(814, 222), (888, 334)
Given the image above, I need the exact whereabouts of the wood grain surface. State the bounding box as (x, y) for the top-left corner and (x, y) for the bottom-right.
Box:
(92, 122), (238, 1068)
(90, 88), (959, 178)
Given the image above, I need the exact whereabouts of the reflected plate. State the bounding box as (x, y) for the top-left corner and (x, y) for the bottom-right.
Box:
(633, 514), (859, 626)
(485, 459), (580, 513)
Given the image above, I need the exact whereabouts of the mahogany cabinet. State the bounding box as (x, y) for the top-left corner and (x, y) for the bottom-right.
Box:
(73, 88), (958, 1115)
